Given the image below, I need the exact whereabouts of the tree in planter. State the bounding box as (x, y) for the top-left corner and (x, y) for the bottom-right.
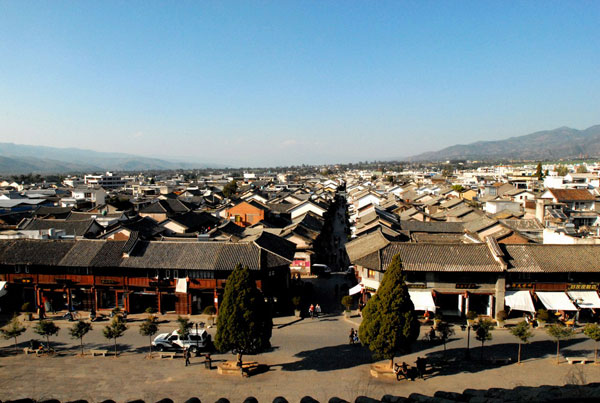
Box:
(291, 296), (302, 316)
(496, 310), (508, 327)
(215, 264), (272, 368)
(583, 323), (600, 363)
(473, 319), (494, 361)
(546, 324), (574, 364)
(103, 315), (128, 357)
(466, 311), (477, 325)
(34, 320), (60, 351)
(509, 321), (534, 364)
(341, 295), (353, 313)
(358, 255), (420, 369)
(436, 321), (455, 355)
(1, 315), (26, 352)
(536, 309), (550, 326)
(139, 315), (159, 357)
(69, 320), (92, 356)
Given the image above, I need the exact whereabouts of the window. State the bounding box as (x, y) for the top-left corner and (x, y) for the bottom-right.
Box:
(367, 269), (375, 279)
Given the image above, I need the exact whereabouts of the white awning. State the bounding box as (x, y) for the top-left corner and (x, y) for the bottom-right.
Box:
(536, 291), (577, 311)
(360, 278), (380, 291)
(349, 284), (363, 296)
(567, 291), (600, 309)
(408, 290), (436, 313)
(175, 278), (187, 294)
(504, 290), (535, 313)
(0, 281), (6, 298)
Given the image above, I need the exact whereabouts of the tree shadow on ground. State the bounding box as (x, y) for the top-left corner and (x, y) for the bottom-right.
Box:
(277, 343), (372, 372)
(419, 338), (586, 380)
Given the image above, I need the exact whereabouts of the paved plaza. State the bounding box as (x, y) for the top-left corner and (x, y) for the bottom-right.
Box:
(1, 312), (600, 402)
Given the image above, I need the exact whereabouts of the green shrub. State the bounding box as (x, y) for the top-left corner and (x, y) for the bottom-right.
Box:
(145, 307), (157, 314)
(202, 306), (216, 315)
(291, 296), (302, 309)
(341, 295), (353, 311)
(434, 312), (443, 320)
(21, 302), (32, 313)
(536, 309), (549, 322)
(496, 310), (508, 321)
(466, 311), (477, 320)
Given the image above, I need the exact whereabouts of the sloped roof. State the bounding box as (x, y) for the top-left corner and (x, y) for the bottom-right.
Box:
(381, 243), (502, 272)
(345, 230), (391, 262)
(548, 189), (595, 202)
(20, 218), (98, 237)
(0, 239), (75, 266)
(503, 244), (600, 273)
(399, 220), (464, 233)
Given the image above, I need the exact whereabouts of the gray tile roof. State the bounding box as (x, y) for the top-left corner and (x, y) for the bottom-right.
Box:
(381, 243), (503, 272)
(503, 244), (600, 273)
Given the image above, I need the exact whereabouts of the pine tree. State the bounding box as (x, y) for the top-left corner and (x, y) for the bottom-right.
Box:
(358, 255), (420, 368)
(215, 264), (272, 367)
(1, 314), (26, 352)
(69, 320), (92, 356)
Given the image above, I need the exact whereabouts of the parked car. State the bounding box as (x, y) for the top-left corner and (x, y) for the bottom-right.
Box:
(152, 329), (211, 353)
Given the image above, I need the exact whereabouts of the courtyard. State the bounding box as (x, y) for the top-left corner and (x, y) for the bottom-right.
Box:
(1, 311), (600, 402)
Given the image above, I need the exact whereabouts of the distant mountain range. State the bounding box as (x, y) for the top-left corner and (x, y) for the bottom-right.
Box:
(407, 125), (600, 162)
(0, 143), (213, 174)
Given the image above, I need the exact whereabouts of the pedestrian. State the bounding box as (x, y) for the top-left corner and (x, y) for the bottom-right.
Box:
(204, 353), (212, 370)
(315, 304), (321, 318)
(309, 304), (315, 319)
(184, 347), (191, 367)
(349, 328), (355, 345)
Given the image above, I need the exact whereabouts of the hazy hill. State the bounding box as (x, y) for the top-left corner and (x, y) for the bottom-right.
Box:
(0, 143), (210, 174)
(407, 125), (600, 162)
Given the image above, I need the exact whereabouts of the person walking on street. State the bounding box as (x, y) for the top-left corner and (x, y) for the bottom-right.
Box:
(349, 328), (355, 345)
(184, 347), (191, 367)
(315, 304), (322, 318)
(309, 304), (315, 319)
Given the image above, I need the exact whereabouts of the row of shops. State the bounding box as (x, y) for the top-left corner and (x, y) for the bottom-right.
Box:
(346, 231), (600, 321)
(0, 237), (295, 315)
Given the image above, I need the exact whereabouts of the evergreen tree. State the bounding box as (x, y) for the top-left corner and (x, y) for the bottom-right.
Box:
(535, 162), (544, 180)
(223, 180), (238, 199)
(546, 324), (574, 364)
(215, 264), (272, 367)
(509, 320), (534, 363)
(358, 255), (420, 368)
(0, 315), (26, 352)
(69, 320), (92, 356)
(583, 323), (600, 363)
(34, 320), (60, 350)
(103, 316), (128, 357)
(139, 315), (159, 357)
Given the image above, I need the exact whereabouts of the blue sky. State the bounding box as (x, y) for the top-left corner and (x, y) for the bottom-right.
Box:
(1, 1), (599, 167)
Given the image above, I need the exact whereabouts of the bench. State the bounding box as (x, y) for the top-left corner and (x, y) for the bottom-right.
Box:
(23, 347), (43, 356)
(90, 349), (108, 357)
(159, 352), (176, 359)
(566, 357), (594, 365)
